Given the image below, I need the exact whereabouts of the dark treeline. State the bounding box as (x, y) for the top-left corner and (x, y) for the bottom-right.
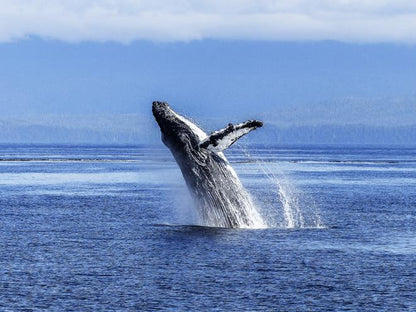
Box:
(1, 119), (415, 145)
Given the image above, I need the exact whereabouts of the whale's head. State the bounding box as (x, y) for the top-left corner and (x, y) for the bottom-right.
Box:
(152, 101), (206, 154)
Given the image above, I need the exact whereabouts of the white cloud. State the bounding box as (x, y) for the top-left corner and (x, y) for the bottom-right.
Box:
(0, 0), (416, 43)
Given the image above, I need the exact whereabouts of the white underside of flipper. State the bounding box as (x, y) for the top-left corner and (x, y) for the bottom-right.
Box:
(199, 120), (263, 153)
(201, 127), (253, 152)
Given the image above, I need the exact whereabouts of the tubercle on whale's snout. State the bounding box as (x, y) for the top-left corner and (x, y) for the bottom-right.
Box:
(152, 101), (169, 117)
(152, 101), (174, 130)
(247, 120), (263, 128)
(152, 100), (168, 107)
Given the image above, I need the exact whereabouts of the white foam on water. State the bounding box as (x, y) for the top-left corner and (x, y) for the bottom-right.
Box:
(172, 187), (200, 226)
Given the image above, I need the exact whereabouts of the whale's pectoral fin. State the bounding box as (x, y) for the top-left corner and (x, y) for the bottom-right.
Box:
(199, 120), (263, 152)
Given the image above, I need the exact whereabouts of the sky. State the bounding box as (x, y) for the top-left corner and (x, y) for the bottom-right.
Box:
(1, 0), (416, 43)
(0, 1), (415, 143)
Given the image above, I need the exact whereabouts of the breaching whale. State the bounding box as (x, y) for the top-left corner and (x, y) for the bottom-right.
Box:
(152, 101), (265, 228)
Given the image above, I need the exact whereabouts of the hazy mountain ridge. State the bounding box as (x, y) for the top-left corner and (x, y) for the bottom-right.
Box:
(1, 114), (415, 145)
(0, 114), (158, 144)
(253, 124), (416, 145)
(262, 97), (416, 127)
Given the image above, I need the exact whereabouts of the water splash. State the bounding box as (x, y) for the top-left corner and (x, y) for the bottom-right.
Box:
(171, 143), (321, 229)
(238, 145), (324, 229)
(193, 160), (267, 229)
(171, 154), (266, 229)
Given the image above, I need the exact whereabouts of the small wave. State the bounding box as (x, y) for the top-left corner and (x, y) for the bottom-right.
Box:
(151, 222), (331, 230)
(274, 225), (329, 230)
(150, 223), (330, 232)
(230, 159), (406, 164)
(0, 158), (139, 162)
(150, 223), (268, 230)
(290, 160), (400, 164)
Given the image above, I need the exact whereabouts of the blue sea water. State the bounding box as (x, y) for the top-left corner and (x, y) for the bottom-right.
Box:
(0, 144), (415, 311)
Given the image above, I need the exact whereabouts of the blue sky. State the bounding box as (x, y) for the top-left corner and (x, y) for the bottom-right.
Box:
(0, 1), (415, 132)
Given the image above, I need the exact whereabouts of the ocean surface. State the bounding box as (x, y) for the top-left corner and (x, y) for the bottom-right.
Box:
(0, 144), (415, 311)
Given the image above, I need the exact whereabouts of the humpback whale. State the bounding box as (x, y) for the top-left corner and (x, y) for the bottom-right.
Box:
(152, 101), (265, 228)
